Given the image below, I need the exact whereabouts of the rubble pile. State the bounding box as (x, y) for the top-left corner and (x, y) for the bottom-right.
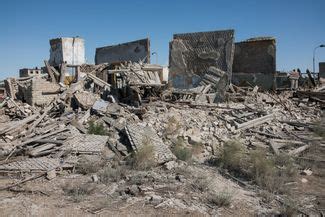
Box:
(0, 34), (324, 215)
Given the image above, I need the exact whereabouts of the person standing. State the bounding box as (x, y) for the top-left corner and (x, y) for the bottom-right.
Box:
(289, 69), (299, 90)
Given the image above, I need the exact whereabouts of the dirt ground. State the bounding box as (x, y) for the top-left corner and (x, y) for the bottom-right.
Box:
(0, 163), (268, 217)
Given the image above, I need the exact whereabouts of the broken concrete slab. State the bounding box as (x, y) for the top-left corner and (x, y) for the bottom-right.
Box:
(63, 134), (109, 154)
(125, 123), (176, 164)
(73, 91), (97, 110)
(0, 157), (60, 172)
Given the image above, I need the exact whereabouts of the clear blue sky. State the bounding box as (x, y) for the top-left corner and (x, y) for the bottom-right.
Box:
(1, 0), (324, 79)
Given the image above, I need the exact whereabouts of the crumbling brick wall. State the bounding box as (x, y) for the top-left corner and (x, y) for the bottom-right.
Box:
(233, 38), (275, 74)
(19, 77), (60, 106)
(232, 37), (276, 89)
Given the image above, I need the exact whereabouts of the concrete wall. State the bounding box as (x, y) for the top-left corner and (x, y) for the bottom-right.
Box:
(319, 62), (325, 78)
(95, 38), (150, 65)
(49, 37), (85, 66)
(19, 77), (60, 106)
(19, 68), (43, 78)
(232, 37), (276, 89)
(169, 30), (235, 89)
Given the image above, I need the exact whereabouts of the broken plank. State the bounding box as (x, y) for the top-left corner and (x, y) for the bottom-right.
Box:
(289, 144), (311, 156)
(44, 60), (57, 83)
(236, 113), (274, 130)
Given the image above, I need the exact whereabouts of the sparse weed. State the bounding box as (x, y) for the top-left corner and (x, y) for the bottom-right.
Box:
(172, 144), (192, 162)
(164, 116), (181, 136)
(208, 190), (233, 207)
(75, 158), (104, 175)
(99, 165), (126, 183)
(218, 140), (246, 176)
(192, 176), (210, 192)
(129, 137), (156, 170)
(63, 183), (95, 203)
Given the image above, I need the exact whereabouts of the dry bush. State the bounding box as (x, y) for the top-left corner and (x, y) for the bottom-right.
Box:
(192, 176), (210, 192)
(312, 117), (325, 139)
(62, 183), (95, 203)
(172, 145), (192, 162)
(218, 140), (246, 176)
(88, 120), (107, 135)
(129, 137), (156, 170)
(208, 190), (233, 207)
(279, 198), (299, 216)
(164, 116), (181, 136)
(216, 141), (297, 194)
(99, 165), (126, 183)
(170, 137), (192, 162)
(258, 190), (275, 204)
(75, 157), (105, 175)
(249, 150), (297, 194)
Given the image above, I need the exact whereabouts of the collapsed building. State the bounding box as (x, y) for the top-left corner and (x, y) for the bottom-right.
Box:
(169, 29), (235, 102)
(0, 31), (324, 216)
(232, 37), (276, 90)
(320, 62), (325, 79)
(95, 38), (150, 65)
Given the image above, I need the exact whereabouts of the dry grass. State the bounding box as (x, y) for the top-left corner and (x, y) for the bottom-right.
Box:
(218, 140), (246, 176)
(216, 140), (297, 194)
(62, 183), (95, 203)
(208, 190), (233, 207)
(75, 156), (106, 175)
(249, 150), (297, 194)
(129, 136), (156, 170)
(192, 176), (210, 192)
(99, 165), (126, 183)
(164, 116), (181, 136)
(170, 137), (192, 162)
(312, 117), (325, 139)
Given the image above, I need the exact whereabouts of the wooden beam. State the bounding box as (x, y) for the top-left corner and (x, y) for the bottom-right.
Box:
(235, 113), (274, 130)
(44, 60), (56, 83)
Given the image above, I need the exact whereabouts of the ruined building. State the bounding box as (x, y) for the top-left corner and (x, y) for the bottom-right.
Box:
(320, 62), (325, 79)
(95, 38), (150, 65)
(169, 30), (235, 89)
(232, 37), (276, 90)
(19, 68), (43, 78)
(49, 37), (85, 66)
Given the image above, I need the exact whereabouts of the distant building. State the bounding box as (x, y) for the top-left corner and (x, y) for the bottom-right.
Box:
(49, 37), (85, 66)
(232, 37), (276, 90)
(319, 62), (325, 78)
(19, 68), (43, 78)
(95, 38), (150, 65)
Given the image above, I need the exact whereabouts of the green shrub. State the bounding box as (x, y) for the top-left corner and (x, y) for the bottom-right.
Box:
(172, 144), (192, 162)
(88, 120), (107, 135)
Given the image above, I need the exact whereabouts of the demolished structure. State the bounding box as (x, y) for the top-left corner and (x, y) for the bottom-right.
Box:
(232, 37), (276, 90)
(0, 32), (324, 216)
(95, 38), (150, 65)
